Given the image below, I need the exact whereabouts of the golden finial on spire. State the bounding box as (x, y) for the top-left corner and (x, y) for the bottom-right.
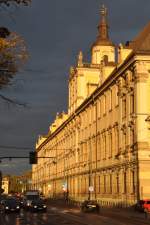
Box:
(100, 4), (107, 17)
(91, 4), (113, 47)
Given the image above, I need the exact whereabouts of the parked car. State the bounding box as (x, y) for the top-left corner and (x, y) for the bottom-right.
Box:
(135, 200), (150, 212)
(1, 198), (21, 213)
(23, 190), (40, 210)
(29, 199), (47, 212)
(81, 200), (100, 213)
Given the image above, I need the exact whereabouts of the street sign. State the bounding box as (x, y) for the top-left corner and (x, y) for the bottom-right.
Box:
(89, 186), (94, 192)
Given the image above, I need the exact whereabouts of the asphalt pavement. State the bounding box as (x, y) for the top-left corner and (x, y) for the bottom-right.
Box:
(0, 199), (150, 225)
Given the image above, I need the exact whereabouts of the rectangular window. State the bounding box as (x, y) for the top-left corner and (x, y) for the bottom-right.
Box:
(115, 85), (119, 106)
(104, 175), (106, 193)
(116, 174), (119, 193)
(130, 94), (134, 114)
(97, 99), (101, 118)
(109, 89), (112, 111)
(131, 129), (134, 145)
(103, 134), (106, 159)
(110, 174), (112, 193)
(124, 172), (127, 193)
(89, 108), (92, 124)
(97, 176), (101, 194)
(123, 131), (126, 150)
(97, 135), (101, 161)
(109, 132), (112, 158)
(115, 127), (119, 155)
(103, 95), (106, 115)
(93, 104), (96, 122)
(132, 170), (135, 193)
(99, 176), (101, 193)
(122, 98), (126, 118)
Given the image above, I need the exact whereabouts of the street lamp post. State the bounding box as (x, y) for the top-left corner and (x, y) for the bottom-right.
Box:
(88, 137), (93, 200)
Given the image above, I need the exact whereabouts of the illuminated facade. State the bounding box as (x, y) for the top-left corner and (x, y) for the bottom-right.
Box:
(32, 6), (150, 206)
(2, 176), (9, 194)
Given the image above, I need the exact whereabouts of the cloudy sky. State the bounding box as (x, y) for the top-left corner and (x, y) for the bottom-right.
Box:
(0, 0), (150, 175)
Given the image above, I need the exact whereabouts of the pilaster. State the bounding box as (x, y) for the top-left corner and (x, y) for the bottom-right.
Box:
(134, 61), (150, 199)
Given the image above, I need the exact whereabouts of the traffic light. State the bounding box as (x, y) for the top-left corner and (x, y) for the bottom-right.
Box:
(29, 151), (37, 164)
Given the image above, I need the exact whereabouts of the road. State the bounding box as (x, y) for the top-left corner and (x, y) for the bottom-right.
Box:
(0, 202), (150, 225)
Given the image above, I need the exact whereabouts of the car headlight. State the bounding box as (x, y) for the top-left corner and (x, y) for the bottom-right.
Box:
(5, 206), (9, 209)
(43, 205), (47, 208)
(16, 206), (20, 209)
(34, 206), (37, 208)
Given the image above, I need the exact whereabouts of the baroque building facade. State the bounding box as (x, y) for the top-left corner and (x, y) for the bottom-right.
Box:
(32, 6), (150, 206)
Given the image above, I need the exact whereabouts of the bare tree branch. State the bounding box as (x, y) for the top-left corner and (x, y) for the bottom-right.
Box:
(0, 1), (31, 106)
(0, 93), (28, 107)
(0, 0), (31, 6)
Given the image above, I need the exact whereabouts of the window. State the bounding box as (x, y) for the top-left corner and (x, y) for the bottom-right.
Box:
(99, 176), (101, 193)
(97, 135), (101, 161)
(109, 132), (112, 158)
(124, 172), (127, 193)
(104, 175), (106, 193)
(93, 104), (96, 122)
(115, 127), (119, 155)
(116, 174), (119, 193)
(110, 174), (112, 193)
(122, 97), (126, 118)
(97, 99), (101, 118)
(132, 170), (135, 193)
(103, 134), (106, 159)
(97, 176), (101, 194)
(103, 95), (106, 115)
(130, 94), (134, 114)
(130, 129), (134, 146)
(109, 89), (112, 111)
(115, 85), (119, 106)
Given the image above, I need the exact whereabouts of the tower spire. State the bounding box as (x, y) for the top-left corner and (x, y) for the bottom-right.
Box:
(99, 4), (108, 40)
(93, 4), (113, 46)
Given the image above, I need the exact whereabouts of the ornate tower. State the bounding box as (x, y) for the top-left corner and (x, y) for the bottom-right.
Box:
(91, 5), (115, 64)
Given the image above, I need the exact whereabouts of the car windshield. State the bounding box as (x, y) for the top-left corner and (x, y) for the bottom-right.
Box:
(26, 195), (39, 200)
(88, 201), (96, 204)
(5, 198), (18, 205)
(32, 199), (44, 204)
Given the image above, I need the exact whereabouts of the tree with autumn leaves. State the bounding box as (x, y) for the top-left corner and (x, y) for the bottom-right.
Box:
(0, 0), (31, 105)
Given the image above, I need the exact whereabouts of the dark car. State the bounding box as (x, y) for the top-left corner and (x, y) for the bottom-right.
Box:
(29, 199), (47, 212)
(14, 196), (24, 208)
(23, 194), (40, 210)
(135, 200), (150, 213)
(81, 200), (100, 213)
(1, 198), (21, 213)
